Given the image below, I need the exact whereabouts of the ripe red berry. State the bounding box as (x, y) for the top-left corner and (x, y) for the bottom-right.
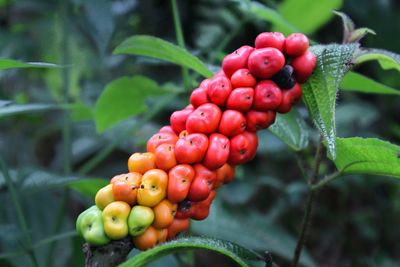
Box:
(284, 33), (309, 57)
(222, 45), (254, 77)
(199, 79), (211, 89)
(228, 131), (258, 165)
(203, 133), (230, 170)
(215, 163), (235, 185)
(253, 80), (282, 111)
(190, 87), (209, 108)
(170, 106), (194, 133)
(246, 110), (276, 132)
(291, 51), (316, 83)
(186, 103), (222, 134)
(159, 125), (176, 135)
(218, 110), (246, 138)
(207, 76), (232, 107)
(255, 32), (286, 51)
(248, 48), (285, 79)
(187, 164), (216, 202)
(230, 68), (257, 88)
(277, 83), (302, 114)
(147, 132), (179, 153)
(175, 133), (209, 164)
(226, 87), (254, 112)
(189, 191), (216, 220)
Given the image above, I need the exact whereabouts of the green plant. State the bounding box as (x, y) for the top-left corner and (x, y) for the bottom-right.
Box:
(1, 1), (400, 267)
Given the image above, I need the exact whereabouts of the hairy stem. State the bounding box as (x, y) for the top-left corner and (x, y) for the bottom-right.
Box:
(292, 135), (323, 267)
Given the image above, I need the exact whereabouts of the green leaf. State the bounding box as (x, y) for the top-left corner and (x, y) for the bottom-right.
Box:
(302, 43), (358, 159)
(191, 200), (316, 267)
(333, 11), (355, 41)
(0, 102), (58, 118)
(277, 0), (343, 34)
(341, 72), (400, 95)
(334, 137), (400, 178)
(268, 109), (309, 151)
(333, 11), (375, 43)
(119, 236), (263, 267)
(94, 76), (165, 132)
(69, 178), (108, 198)
(243, 2), (298, 35)
(355, 48), (400, 72)
(66, 102), (94, 121)
(113, 35), (213, 78)
(0, 58), (60, 70)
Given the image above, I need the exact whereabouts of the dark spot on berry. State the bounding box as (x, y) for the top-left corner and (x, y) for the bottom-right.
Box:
(240, 149), (246, 155)
(200, 112), (204, 116)
(178, 200), (191, 211)
(140, 184), (145, 189)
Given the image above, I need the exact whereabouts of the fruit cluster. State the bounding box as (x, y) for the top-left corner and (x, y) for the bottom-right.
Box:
(76, 32), (316, 250)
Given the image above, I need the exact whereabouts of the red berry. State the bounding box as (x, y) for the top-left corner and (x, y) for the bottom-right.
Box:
(222, 45), (254, 77)
(246, 110), (276, 132)
(147, 132), (179, 153)
(248, 48), (285, 79)
(203, 133), (230, 170)
(253, 80), (282, 111)
(218, 110), (246, 138)
(187, 164), (216, 202)
(207, 76), (232, 107)
(175, 133), (209, 164)
(230, 68), (257, 88)
(225, 87), (254, 112)
(284, 33), (309, 57)
(216, 163), (235, 185)
(228, 131), (258, 165)
(277, 83), (302, 114)
(189, 191), (216, 220)
(255, 32), (286, 51)
(186, 103), (222, 134)
(276, 91), (293, 114)
(159, 126), (176, 135)
(170, 106), (194, 133)
(190, 87), (209, 108)
(199, 79), (211, 89)
(291, 51), (316, 83)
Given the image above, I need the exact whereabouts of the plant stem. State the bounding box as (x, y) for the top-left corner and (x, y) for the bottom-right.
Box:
(292, 135), (323, 267)
(292, 190), (315, 267)
(0, 159), (39, 267)
(311, 171), (341, 191)
(46, 2), (71, 266)
(171, 0), (190, 91)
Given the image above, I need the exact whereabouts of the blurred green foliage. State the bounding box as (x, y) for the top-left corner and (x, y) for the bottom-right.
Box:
(0, 0), (400, 267)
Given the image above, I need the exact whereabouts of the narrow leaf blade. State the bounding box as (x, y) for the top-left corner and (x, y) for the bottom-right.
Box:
(0, 58), (60, 70)
(341, 71), (400, 95)
(119, 236), (262, 267)
(0, 102), (58, 118)
(335, 137), (400, 178)
(355, 48), (400, 72)
(113, 35), (213, 78)
(269, 109), (309, 151)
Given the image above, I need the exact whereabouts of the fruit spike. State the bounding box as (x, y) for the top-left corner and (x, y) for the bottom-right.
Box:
(76, 31), (316, 251)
